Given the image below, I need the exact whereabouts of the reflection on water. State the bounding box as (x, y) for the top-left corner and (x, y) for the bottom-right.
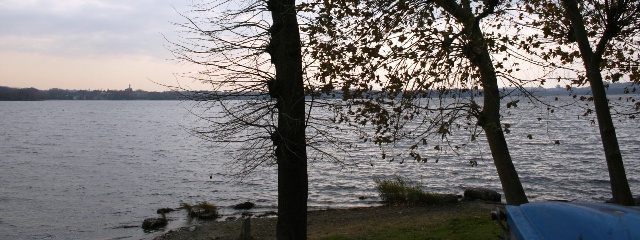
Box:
(0, 97), (638, 239)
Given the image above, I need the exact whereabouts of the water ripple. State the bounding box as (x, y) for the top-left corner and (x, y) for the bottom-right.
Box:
(0, 98), (638, 239)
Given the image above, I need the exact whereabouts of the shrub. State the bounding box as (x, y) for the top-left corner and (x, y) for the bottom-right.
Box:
(180, 201), (219, 220)
(374, 175), (457, 205)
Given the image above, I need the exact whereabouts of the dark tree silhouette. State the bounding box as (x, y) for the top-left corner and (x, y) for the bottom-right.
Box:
(268, 0), (308, 238)
(169, 0), (309, 238)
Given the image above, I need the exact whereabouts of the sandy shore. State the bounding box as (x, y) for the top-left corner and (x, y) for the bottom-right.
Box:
(155, 200), (502, 240)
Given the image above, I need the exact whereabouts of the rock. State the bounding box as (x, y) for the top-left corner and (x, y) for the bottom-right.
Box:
(113, 225), (139, 229)
(189, 226), (196, 232)
(464, 188), (501, 202)
(233, 202), (256, 210)
(226, 216), (238, 221)
(358, 196), (367, 200)
(156, 208), (175, 214)
(142, 217), (167, 230)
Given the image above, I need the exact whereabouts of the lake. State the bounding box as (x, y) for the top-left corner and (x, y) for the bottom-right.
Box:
(0, 97), (638, 239)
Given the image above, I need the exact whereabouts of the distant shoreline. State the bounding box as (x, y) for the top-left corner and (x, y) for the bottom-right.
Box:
(0, 86), (184, 101)
(2, 82), (638, 101)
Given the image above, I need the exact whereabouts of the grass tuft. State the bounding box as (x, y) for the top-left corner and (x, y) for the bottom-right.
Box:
(374, 175), (457, 205)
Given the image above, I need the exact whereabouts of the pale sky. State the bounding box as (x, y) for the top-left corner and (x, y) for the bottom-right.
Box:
(0, 1), (597, 92)
(0, 0), (209, 92)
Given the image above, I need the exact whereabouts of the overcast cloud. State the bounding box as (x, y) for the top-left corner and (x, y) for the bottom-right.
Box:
(0, 0), (214, 91)
(0, 0), (191, 58)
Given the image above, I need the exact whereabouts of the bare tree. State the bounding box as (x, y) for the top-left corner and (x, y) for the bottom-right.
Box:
(169, 0), (309, 238)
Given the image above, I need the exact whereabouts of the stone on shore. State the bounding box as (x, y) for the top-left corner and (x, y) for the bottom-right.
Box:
(142, 217), (168, 230)
(233, 202), (256, 210)
(157, 208), (176, 214)
(463, 188), (501, 202)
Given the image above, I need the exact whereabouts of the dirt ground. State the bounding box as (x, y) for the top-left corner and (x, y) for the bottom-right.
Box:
(155, 200), (502, 240)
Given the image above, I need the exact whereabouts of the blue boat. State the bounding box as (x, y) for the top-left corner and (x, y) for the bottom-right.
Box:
(499, 202), (640, 239)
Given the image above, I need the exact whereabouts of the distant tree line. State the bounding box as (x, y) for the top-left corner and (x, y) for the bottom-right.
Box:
(0, 86), (186, 101)
(2, 82), (636, 102)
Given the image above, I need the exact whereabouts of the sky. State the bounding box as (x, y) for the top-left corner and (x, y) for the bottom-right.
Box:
(0, 0), (209, 92)
(0, 1), (607, 93)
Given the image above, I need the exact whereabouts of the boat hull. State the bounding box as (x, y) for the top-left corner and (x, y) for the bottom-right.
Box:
(505, 202), (640, 240)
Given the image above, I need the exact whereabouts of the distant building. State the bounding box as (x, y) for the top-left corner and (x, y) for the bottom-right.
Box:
(125, 84), (133, 92)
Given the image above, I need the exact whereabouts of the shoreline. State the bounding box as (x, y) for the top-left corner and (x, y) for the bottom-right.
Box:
(155, 200), (503, 240)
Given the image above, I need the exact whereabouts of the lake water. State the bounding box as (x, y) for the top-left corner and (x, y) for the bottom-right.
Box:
(1, 97), (638, 239)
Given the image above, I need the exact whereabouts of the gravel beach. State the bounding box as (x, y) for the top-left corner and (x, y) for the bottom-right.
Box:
(155, 200), (502, 240)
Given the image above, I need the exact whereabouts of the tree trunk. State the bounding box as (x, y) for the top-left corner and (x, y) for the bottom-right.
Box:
(268, 0), (309, 239)
(470, 25), (529, 205)
(562, 0), (635, 206)
(433, 0), (529, 205)
(431, 0), (528, 205)
(587, 61), (634, 206)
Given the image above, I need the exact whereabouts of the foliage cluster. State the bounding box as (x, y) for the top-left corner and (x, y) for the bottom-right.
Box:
(296, 0), (640, 205)
(374, 176), (457, 205)
(299, 0), (640, 162)
(519, 0), (640, 85)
